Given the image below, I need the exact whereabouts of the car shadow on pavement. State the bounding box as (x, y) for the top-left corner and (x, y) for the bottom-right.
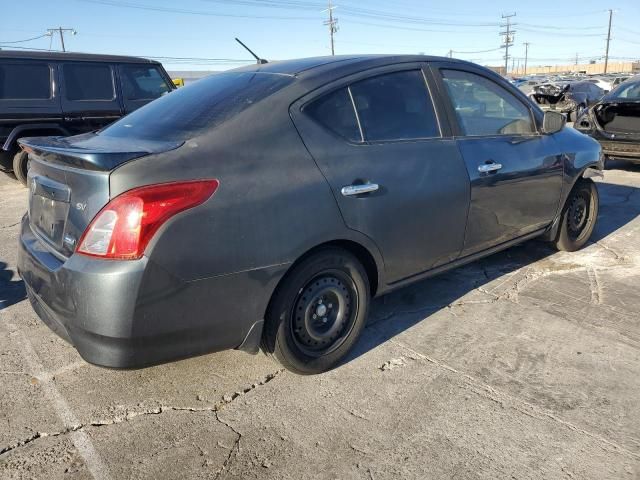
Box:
(345, 180), (640, 367)
(0, 261), (26, 311)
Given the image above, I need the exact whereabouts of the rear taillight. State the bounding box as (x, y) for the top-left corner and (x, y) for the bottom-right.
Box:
(77, 180), (219, 260)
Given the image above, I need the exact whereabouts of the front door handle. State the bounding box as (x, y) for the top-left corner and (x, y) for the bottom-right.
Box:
(341, 183), (379, 196)
(478, 162), (503, 173)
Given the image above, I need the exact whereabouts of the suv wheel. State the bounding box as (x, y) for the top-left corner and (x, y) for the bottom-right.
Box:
(262, 248), (370, 375)
(12, 150), (29, 186)
(553, 179), (599, 252)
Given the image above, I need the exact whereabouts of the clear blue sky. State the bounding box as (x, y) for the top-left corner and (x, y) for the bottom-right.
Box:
(2, 0), (639, 71)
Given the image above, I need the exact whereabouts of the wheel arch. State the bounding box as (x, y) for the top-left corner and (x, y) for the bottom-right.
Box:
(283, 239), (382, 298)
(238, 238), (383, 355)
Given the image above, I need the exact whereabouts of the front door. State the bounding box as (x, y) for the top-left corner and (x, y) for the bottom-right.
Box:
(433, 66), (564, 256)
(292, 65), (470, 283)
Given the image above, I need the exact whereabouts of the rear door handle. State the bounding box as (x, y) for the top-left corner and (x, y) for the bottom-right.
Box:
(341, 183), (379, 196)
(478, 162), (503, 173)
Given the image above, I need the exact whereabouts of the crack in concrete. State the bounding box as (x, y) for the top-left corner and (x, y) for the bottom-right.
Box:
(214, 411), (242, 480)
(389, 339), (640, 462)
(0, 369), (284, 459)
(0, 221), (20, 229)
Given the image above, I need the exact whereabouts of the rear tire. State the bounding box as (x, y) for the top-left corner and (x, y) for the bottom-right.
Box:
(12, 150), (29, 186)
(553, 179), (599, 252)
(262, 248), (370, 375)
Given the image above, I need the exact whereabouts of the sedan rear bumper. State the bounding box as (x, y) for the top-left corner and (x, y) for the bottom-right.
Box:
(18, 215), (285, 368)
(599, 141), (640, 161)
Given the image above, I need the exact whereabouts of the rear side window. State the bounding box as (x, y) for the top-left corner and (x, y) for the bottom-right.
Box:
(0, 63), (51, 100)
(63, 63), (114, 101)
(100, 72), (293, 141)
(350, 70), (440, 141)
(441, 69), (536, 136)
(120, 65), (172, 100)
(305, 88), (361, 142)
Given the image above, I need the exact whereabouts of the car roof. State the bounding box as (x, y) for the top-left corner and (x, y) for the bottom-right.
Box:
(233, 54), (467, 78)
(0, 50), (160, 65)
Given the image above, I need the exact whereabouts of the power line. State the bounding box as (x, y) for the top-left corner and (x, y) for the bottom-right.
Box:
(0, 33), (51, 44)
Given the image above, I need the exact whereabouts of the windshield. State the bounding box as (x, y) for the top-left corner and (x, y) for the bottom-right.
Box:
(607, 79), (640, 101)
(100, 71), (294, 141)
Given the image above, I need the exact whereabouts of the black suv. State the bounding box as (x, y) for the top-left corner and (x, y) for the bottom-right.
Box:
(0, 51), (175, 185)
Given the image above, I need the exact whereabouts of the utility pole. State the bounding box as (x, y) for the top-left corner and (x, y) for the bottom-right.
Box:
(575, 52), (579, 66)
(523, 42), (530, 75)
(47, 27), (76, 52)
(604, 9), (613, 74)
(448, 49), (453, 58)
(500, 13), (516, 75)
(323, 1), (338, 56)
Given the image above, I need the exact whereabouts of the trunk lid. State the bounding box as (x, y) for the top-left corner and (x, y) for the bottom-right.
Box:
(19, 133), (182, 258)
(593, 102), (640, 140)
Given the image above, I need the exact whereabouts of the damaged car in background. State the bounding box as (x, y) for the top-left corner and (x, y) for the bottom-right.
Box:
(575, 75), (640, 164)
(531, 81), (604, 121)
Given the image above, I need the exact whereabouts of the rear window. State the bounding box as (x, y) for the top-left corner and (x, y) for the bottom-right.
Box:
(0, 62), (51, 100)
(100, 72), (293, 141)
(120, 65), (172, 100)
(63, 63), (115, 101)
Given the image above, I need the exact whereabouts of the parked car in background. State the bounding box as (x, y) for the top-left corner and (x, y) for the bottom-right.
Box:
(0, 51), (174, 185)
(575, 74), (640, 163)
(18, 55), (602, 375)
(532, 80), (604, 121)
(517, 79), (541, 96)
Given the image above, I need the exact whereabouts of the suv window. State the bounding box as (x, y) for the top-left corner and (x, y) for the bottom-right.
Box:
(0, 63), (51, 100)
(305, 88), (361, 142)
(101, 71), (293, 142)
(441, 69), (536, 136)
(121, 65), (172, 100)
(63, 63), (114, 101)
(350, 70), (439, 141)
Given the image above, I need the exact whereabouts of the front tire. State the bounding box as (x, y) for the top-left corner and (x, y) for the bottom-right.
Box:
(12, 150), (29, 186)
(262, 248), (370, 375)
(553, 179), (599, 252)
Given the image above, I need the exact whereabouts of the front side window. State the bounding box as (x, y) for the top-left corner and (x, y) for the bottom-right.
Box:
(63, 63), (114, 101)
(120, 65), (172, 100)
(0, 62), (51, 100)
(350, 70), (440, 141)
(441, 69), (536, 136)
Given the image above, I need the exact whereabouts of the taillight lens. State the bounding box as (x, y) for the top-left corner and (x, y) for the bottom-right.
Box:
(77, 180), (219, 260)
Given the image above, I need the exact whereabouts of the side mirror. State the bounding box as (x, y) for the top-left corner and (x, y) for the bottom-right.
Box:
(542, 110), (566, 134)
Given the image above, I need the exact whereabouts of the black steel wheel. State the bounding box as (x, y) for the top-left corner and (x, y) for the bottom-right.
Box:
(262, 248), (370, 375)
(554, 179), (599, 252)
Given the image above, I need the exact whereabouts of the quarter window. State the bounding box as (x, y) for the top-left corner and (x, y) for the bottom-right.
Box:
(441, 69), (536, 136)
(120, 65), (172, 100)
(350, 70), (440, 141)
(63, 63), (114, 101)
(0, 63), (51, 100)
(305, 87), (362, 142)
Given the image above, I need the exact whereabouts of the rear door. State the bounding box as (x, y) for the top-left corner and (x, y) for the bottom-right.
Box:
(117, 63), (173, 113)
(59, 62), (122, 134)
(292, 64), (470, 283)
(431, 64), (563, 256)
